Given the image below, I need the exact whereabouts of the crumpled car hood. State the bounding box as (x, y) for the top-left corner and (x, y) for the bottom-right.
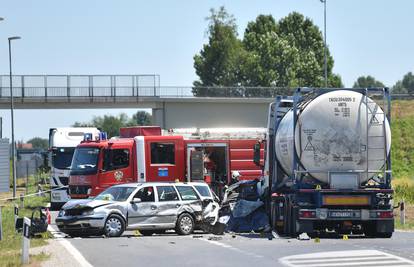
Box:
(63, 199), (115, 210)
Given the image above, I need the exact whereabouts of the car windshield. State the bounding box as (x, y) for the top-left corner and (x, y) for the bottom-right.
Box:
(94, 186), (136, 202)
(70, 147), (100, 175)
(52, 147), (75, 169)
(194, 185), (211, 197)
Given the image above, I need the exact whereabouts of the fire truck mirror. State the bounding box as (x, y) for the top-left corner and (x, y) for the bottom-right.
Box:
(253, 143), (261, 166)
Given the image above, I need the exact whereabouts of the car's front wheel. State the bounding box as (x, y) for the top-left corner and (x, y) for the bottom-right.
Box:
(175, 213), (194, 235)
(104, 214), (125, 237)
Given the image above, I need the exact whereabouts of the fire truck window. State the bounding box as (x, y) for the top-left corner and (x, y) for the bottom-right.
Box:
(175, 186), (199, 201)
(156, 186), (179, 201)
(134, 186), (155, 202)
(151, 143), (175, 164)
(104, 149), (130, 171)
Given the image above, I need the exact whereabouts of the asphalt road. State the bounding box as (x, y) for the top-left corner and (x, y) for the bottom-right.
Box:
(49, 211), (414, 267)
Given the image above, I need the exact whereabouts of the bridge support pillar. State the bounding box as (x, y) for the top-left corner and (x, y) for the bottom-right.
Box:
(152, 102), (166, 129)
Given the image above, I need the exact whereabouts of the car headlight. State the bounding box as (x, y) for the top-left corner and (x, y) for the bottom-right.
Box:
(58, 210), (65, 217)
(82, 209), (94, 216)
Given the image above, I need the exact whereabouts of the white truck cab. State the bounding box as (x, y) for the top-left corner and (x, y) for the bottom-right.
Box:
(49, 127), (100, 209)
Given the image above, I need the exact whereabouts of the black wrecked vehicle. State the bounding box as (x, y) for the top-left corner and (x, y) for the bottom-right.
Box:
(56, 182), (216, 237)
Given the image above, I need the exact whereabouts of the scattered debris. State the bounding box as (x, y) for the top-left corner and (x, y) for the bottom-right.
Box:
(192, 235), (203, 238)
(297, 233), (310, 240)
(169, 241), (176, 244)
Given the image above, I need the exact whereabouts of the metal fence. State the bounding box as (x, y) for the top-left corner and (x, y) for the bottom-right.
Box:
(0, 75), (412, 99)
(0, 75), (161, 98)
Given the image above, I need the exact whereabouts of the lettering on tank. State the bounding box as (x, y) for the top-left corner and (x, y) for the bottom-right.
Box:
(330, 97), (355, 118)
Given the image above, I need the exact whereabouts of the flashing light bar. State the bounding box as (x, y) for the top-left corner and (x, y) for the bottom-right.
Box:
(84, 133), (93, 141)
(99, 132), (108, 141)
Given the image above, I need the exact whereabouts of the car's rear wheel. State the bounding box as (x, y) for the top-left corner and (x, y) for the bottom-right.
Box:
(175, 213), (194, 235)
(104, 214), (125, 237)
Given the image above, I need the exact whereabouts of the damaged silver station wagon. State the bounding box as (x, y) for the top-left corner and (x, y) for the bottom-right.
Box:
(56, 182), (217, 237)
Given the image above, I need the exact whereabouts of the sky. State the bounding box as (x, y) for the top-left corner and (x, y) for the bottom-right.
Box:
(0, 0), (413, 141)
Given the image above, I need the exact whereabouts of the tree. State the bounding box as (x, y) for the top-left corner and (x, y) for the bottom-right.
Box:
(193, 6), (246, 96)
(73, 111), (152, 137)
(402, 72), (414, 94)
(392, 81), (407, 94)
(27, 137), (48, 149)
(193, 10), (343, 97)
(353, 75), (385, 88)
(129, 111), (152, 126)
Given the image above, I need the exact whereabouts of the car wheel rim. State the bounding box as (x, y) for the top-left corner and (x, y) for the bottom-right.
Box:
(180, 216), (192, 233)
(106, 218), (122, 235)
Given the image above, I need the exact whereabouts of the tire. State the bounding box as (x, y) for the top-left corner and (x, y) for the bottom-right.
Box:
(175, 213), (194, 235)
(104, 214), (125, 237)
(140, 230), (154, 236)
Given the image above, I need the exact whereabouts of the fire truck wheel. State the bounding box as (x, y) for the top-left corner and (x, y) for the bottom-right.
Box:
(104, 214), (125, 237)
(175, 213), (194, 235)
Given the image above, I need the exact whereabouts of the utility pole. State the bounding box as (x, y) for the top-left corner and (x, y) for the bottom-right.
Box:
(320, 0), (328, 88)
(9, 36), (21, 198)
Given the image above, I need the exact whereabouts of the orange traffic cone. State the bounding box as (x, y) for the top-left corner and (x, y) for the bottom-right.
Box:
(46, 208), (51, 225)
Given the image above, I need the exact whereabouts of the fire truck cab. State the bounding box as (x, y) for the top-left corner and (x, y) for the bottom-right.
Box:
(69, 126), (265, 199)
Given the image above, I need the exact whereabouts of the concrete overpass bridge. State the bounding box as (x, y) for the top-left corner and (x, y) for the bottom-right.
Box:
(0, 75), (277, 128)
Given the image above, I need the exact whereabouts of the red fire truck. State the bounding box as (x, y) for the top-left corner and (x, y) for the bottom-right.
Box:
(68, 126), (265, 199)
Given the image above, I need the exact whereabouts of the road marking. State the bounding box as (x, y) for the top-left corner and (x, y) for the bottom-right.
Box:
(48, 225), (94, 267)
(279, 250), (414, 267)
(199, 237), (264, 259)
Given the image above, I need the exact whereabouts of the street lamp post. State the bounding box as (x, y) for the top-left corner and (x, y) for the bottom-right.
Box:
(8, 36), (21, 198)
(320, 0), (327, 88)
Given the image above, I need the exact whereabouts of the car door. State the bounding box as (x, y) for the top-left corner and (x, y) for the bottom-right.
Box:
(127, 186), (158, 228)
(154, 185), (181, 226)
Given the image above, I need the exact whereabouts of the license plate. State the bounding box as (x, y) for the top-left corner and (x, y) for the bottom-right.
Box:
(329, 211), (359, 218)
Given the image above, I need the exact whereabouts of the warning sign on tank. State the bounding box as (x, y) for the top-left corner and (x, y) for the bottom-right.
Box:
(304, 135), (315, 151)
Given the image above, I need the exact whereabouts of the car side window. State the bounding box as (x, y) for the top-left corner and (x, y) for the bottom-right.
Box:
(156, 186), (179, 201)
(134, 186), (155, 202)
(176, 186), (199, 201)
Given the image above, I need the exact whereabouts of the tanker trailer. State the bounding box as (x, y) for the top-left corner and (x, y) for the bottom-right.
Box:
(254, 88), (394, 237)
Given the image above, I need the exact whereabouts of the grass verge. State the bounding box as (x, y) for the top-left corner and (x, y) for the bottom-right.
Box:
(0, 176), (51, 267)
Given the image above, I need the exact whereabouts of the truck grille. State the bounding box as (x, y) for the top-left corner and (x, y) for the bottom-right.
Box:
(69, 185), (90, 195)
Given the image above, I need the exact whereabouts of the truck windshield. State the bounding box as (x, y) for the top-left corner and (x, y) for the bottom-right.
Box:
(52, 147), (75, 169)
(94, 186), (136, 202)
(70, 147), (100, 175)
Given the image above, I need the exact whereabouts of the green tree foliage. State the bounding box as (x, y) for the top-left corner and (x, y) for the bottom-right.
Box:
(27, 137), (48, 149)
(73, 111), (152, 137)
(193, 7), (245, 96)
(130, 111), (152, 126)
(353, 75), (385, 88)
(193, 8), (343, 97)
(392, 72), (414, 94)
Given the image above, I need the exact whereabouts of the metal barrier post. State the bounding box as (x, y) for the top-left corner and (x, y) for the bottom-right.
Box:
(14, 204), (19, 226)
(0, 206), (3, 241)
(400, 200), (405, 225)
(21, 217), (30, 264)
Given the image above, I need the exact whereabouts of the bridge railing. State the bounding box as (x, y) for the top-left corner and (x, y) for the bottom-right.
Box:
(0, 75), (412, 99)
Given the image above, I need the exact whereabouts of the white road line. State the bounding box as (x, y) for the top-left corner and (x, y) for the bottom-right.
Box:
(199, 238), (264, 259)
(279, 250), (414, 267)
(47, 225), (94, 267)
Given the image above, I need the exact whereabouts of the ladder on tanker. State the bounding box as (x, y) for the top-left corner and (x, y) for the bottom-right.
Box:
(365, 88), (390, 186)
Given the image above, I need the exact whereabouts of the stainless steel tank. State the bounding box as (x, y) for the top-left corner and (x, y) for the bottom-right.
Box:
(275, 90), (391, 184)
